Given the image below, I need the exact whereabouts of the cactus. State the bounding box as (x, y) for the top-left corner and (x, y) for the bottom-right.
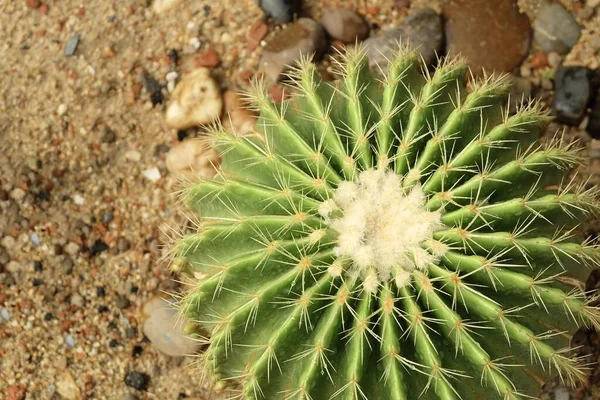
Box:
(171, 46), (600, 399)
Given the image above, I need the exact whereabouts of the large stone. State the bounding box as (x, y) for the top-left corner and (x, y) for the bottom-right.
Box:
(443, 0), (531, 74)
(259, 18), (327, 82)
(321, 8), (369, 43)
(165, 68), (223, 130)
(552, 66), (598, 126)
(533, 1), (581, 55)
(363, 8), (443, 70)
(142, 297), (201, 357)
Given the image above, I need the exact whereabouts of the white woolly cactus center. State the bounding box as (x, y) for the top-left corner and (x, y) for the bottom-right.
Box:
(320, 168), (445, 292)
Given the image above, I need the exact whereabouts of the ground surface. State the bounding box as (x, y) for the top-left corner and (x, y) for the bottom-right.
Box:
(1, 0), (600, 399)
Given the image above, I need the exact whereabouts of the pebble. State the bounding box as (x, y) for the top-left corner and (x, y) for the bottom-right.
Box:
(552, 66), (597, 126)
(588, 87), (600, 139)
(65, 334), (75, 348)
(64, 242), (80, 256)
(247, 19), (268, 51)
(533, 1), (581, 55)
(165, 139), (219, 179)
(115, 296), (131, 310)
(25, 0), (41, 9)
(64, 33), (80, 57)
(124, 371), (151, 391)
(443, 0), (531, 74)
(142, 167), (161, 182)
(6, 260), (21, 273)
(30, 232), (40, 246)
(194, 48), (220, 68)
(117, 237), (131, 253)
(152, 0), (181, 14)
(73, 194), (84, 205)
(119, 395), (139, 400)
(553, 387), (571, 400)
(125, 150), (142, 162)
(222, 90), (258, 135)
(56, 370), (81, 400)
(257, 0), (298, 23)
(189, 37), (201, 50)
(165, 68), (223, 130)
(142, 297), (201, 357)
(10, 188), (26, 201)
(101, 128), (117, 144)
(1, 308), (10, 321)
(143, 73), (163, 107)
(364, 7), (442, 70)
(547, 52), (562, 68)
(57, 104), (68, 116)
(321, 8), (370, 43)
(259, 18), (327, 82)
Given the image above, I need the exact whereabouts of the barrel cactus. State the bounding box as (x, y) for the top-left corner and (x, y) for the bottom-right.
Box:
(172, 46), (600, 399)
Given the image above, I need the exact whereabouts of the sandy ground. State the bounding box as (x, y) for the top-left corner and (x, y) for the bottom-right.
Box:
(1, 0), (600, 399)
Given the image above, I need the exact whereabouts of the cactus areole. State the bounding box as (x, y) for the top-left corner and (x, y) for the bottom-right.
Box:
(173, 47), (600, 399)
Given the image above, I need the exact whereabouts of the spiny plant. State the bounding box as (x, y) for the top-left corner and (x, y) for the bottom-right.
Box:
(169, 45), (600, 399)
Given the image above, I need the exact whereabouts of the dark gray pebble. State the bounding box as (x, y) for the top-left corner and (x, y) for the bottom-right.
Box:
(552, 66), (598, 126)
(124, 371), (150, 391)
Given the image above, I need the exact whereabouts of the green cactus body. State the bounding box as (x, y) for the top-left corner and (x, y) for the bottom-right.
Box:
(174, 47), (600, 399)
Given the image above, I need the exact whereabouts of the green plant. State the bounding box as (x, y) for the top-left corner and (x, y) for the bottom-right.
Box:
(171, 46), (600, 399)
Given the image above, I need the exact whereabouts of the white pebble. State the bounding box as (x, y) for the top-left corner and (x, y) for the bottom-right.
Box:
(190, 37), (201, 50)
(30, 232), (41, 247)
(1, 308), (10, 321)
(143, 167), (162, 181)
(57, 104), (68, 116)
(73, 194), (85, 205)
(166, 71), (178, 81)
(10, 188), (26, 201)
(186, 21), (198, 32)
(87, 65), (96, 75)
(65, 334), (75, 348)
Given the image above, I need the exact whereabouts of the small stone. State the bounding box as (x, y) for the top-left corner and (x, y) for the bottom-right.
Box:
(257, 0), (298, 23)
(6, 260), (21, 273)
(190, 37), (201, 50)
(124, 371), (151, 391)
(64, 242), (80, 256)
(247, 20), (268, 51)
(142, 296), (201, 357)
(364, 7), (443, 70)
(119, 395), (139, 400)
(56, 370), (81, 400)
(73, 194), (84, 205)
(259, 18), (327, 82)
(152, 0), (181, 14)
(533, 1), (581, 55)
(71, 293), (84, 308)
(125, 150), (142, 162)
(222, 90), (258, 135)
(64, 33), (80, 57)
(194, 48), (220, 68)
(321, 8), (369, 43)
(57, 104), (68, 116)
(117, 237), (131, 252)
(101, 128), (117, 144)
(547, 52), (562, 68)
(25, 0), (41, 9)
(143, 73), (163, 107)
(30, 232), (41, 246)
(553, 387), (571, 400)
(65, 334), (75, 348)
(165, 68), (223, 130)
(89, 239), (109, 256)
(587, 87), (600, 139)
(577, 6), (594, 21)
(10, 188), (26, 201)
(142, 167), (161, 182)
(552, 66), (598, 126)
(1, 308), (10, 321)
(166, 139), (219, 178)
(443, 0), (531, 74)
(115, 296), (131, 310)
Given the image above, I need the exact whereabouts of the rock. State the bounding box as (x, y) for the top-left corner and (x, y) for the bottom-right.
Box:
(194, 49), (220, 68)
(143, 73), (163, 107)
(587, 87), (600, 139)
(259, 18), (327, 82)
(124, 371), (150, 391)
(165, 138), (219, 179)
(552, 66), (598, 126)
(363, 8), (442, 70)
(533, 1), (581, 55)
(443, 0), (531, 74)
(57, 104), (68, 116)
(152, 0), (181, 14)
(125, 150), (141, 162)
(65, 334), (75, 348)
(222, 90), (258, 135)
(56, 371), (81, 400)
(142, 296), (201, 357)
(247, 19), (268, 51)
(553, 387), (571, 400)
(25, 0), (41, 9)
(64, 242), (80, 256)
(142, 167), (161, 182)
(165, 68), (223, 130)
(64, 33), (80, 57)
(117, 237), (131, 252)
(101, 128), (117, 144)
(1, 308), (10, 321)
(10, 188), (25, 201)
(257, 0), (298, 23)
(321, 8), (369, 43)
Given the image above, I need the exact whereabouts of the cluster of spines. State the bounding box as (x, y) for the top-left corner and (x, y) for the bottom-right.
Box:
(166, 44), (600, 400)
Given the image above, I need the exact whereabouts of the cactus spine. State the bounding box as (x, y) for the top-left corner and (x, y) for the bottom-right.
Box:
(172, 46), (600, 399)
